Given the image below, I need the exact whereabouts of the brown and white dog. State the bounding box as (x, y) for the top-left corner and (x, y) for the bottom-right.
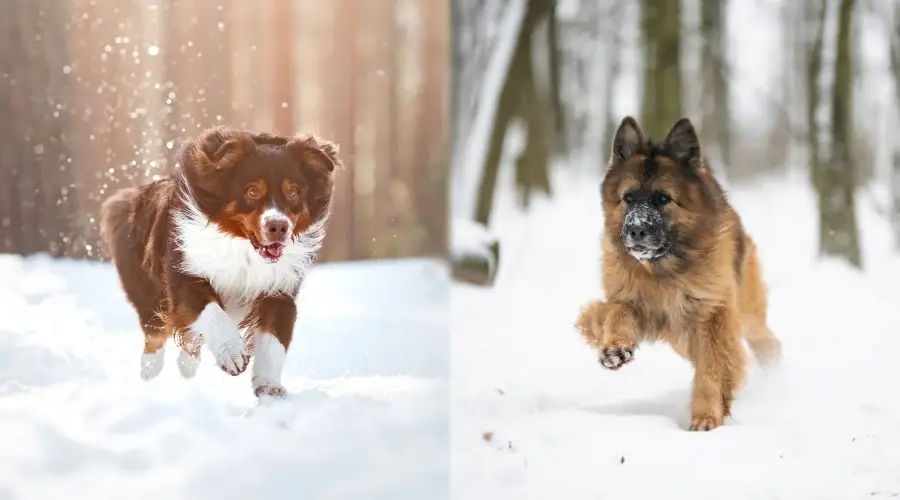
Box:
(99, 127), (341, 397)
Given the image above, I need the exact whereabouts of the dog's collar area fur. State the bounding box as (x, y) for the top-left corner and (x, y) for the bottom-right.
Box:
(172, 196), (327, 302)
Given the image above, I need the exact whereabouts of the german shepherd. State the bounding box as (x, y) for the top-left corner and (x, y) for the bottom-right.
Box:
(575, 116), (781, 431)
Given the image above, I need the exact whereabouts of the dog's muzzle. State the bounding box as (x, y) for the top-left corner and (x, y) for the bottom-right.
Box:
(622, 204), (667, 260)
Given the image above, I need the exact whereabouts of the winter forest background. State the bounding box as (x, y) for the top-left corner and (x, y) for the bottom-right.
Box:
(448, 2), (900, 496)
(0, 3), (451, 498)
(0, 0), (450, 263)
(1, 0), (900, 497)
(450, 0), (900, 283)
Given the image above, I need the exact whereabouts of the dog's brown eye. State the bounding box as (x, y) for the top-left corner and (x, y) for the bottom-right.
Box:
(285, 188), (299, 200)
(657, 192), (671, 205)
(623, 192), (635, 204)
(246, 186), (261, 199)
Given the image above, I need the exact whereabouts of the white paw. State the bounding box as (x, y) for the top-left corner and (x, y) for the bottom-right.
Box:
(191, 303), (249, 376)
(176, 349), (201, 379)
(140, 349), (165, 380)
(251, 332), (287, 398)
(253, 382), (288, 398)
(208, 333), (250, 376)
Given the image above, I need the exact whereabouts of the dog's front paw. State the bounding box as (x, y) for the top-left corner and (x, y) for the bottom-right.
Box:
(599, 343), (635, 370)
(206, 328), (250, 376)
(213, 339), (250, 376)
(689, 413), (723, 432)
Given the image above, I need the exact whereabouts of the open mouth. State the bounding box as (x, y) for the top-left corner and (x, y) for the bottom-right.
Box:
(250, 236), (286, 263)
(626, 244), (667, 261)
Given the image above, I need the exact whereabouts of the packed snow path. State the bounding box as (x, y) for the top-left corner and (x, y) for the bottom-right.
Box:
(0, 257), (448, 500)
(451, 173), (900, 500)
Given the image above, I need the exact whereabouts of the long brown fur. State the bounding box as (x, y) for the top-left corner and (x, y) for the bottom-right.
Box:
(99, 126), (340, 393)
(575, 116), (781, 431)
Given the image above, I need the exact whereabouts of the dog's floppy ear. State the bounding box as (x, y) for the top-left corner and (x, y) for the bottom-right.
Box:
(663, 118), (702, 167)
(183, 127), (252, 176)
(286, 133), (343, 175)
(610, 116), (646, 167)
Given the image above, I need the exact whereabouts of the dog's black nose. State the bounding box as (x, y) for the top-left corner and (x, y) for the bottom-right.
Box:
(625, 224), (653, 243)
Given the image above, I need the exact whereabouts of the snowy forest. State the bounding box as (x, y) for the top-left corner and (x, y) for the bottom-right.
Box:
(0, 0), (450, 263)
(449, 2), (900, 497)
(0, 3), (451, 499)
(450, 0), (900, 284)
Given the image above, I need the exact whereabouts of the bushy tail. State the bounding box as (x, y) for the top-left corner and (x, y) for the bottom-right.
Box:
(99, 187), (138, 260)
(743, 325), (782, 365)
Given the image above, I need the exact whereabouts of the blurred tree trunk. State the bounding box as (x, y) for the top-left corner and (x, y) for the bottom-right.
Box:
(450, 0), (463, 151)
(640, 0), (682, 139)
(0, 1), (77, 257)
(814, 0), (861, 267)
(805, 0), (826, 191)
(546, 3), (566, 155)
(474, 0), (561, 226)
(601, 11), (623, 161)
(602, 48), (623, 161)
(888, 5), (900, 249)
(700, 0), (731, 168)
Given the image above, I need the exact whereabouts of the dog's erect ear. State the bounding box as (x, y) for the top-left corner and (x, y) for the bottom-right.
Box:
(610, 116), (646, 167)
(183, 127), (252, 175)
(287, 134), (343, 175)
(663, 118), (702, 167)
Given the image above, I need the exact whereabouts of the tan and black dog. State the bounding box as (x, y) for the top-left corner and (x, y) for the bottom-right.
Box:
(576, 116), (781, 431)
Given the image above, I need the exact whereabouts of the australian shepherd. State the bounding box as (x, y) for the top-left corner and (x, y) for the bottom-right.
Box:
(99, 127), (341, 397)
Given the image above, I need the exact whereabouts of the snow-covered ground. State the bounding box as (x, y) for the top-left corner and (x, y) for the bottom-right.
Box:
(451, 170), (900, 500)
(0, 257), (448, 500)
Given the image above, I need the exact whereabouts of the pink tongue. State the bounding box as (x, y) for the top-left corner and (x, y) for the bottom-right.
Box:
(264, 244), (284, 258)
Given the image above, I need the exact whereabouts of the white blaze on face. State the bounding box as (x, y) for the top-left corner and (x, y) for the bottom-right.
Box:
(260, 207), (293, 243)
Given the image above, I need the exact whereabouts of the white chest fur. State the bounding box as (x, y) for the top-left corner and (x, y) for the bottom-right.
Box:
(172, 198), (326, 304)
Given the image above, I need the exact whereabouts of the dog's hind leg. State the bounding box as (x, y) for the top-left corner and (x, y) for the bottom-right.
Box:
(139, 312), (170, 380)
(742, 321), (782, 365)
(737, 239), (782, 365)
(121, 280), (184, 380)
(101, 186), (174, 380)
